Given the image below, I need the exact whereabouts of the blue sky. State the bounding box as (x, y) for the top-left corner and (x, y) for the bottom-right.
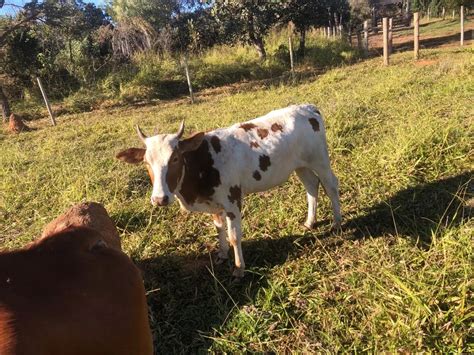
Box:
(1, 0), (107, 16)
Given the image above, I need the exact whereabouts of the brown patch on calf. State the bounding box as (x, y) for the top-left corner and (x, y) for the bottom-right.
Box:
(257, 128), (268, 139)
(250, 141), (260, 149)
(210, 136), (221, 153)
(228, 185), (242, 211)
(178, 140), (221, 205)
(226, 212), (236, 220)
(240, 123), (257, 131)
(271, 123), (283, 132)
(308, 117), (320, 132)
(165, 150), (184, 192)
(259, 155), (271, 171)
(253, 171), (262, 181)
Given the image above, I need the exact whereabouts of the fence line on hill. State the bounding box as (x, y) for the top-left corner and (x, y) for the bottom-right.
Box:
(131, 7), (471, 106)
(316, 6), (468, 66)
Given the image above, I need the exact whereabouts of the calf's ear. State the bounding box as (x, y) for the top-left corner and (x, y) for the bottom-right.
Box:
(116, 148), (146, 164)
(178, 132), (205, 152)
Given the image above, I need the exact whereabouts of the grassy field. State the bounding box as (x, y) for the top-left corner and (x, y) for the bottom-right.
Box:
(1, 43), (473, 352)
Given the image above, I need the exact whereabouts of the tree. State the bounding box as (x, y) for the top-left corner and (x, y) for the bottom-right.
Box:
(348, 0), (372, 30)
(280, 0), (331, 58)
(327, 0), (351, 28)
(0, 0), (46, 122)
(213, 0), (280, 60)
(169, 7), (220, 54)
(108, 0), (188, 58)
(1, 0), (112, 114)
(0, 1), (44, 47)
(2, 27), (41, 84)
(109, 0), (180, 30)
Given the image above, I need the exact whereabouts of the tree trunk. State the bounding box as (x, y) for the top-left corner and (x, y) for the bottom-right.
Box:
(372, 7), (378, 34)
(68, 38), (75, 74)
(246, 11), (266, 61)
(0, 85), (11, 123)
(252, 37), (267, 61)
(297, 28), (306, 58)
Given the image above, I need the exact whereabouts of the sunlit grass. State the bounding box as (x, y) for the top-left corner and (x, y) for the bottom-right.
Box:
(1, 46), (472, 352)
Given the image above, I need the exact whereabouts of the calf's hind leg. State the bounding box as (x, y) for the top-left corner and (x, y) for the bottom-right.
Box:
(296, 167), (320, 229)
(212, 213), (229, 264)
(312, 166), (342, 229)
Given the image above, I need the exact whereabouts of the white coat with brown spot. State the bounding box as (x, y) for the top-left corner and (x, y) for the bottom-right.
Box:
(117, 104), (342, 278)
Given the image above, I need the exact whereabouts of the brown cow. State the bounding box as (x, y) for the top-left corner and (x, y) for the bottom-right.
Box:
(0, 203), (153, 355)
(41, 202), (122, 251)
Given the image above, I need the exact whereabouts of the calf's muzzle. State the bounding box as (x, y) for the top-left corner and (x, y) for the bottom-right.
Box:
(151, 195), (169, 206)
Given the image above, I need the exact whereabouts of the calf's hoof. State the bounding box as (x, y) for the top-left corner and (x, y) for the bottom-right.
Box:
(232, 267), (245, 279)
(303, 221), (317, 230)
(331, 220), (342, 233)
(213, 253), (228, 265)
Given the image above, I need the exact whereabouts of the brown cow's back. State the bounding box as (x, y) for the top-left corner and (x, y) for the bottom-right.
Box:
(41, 202), (122, 251)
(0, 227), (153, 355)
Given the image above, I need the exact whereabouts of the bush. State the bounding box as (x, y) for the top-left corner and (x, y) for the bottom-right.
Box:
(62, 88), (105, 113)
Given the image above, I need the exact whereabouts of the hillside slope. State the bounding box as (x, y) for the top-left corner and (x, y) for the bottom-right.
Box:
(1, 47), (473, 352)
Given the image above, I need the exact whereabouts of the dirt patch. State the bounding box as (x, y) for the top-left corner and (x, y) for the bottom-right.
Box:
(415, 59), (438, 66)
(8, 113), (31, 133)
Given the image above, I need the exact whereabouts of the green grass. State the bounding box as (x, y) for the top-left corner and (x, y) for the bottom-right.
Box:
(1, 46), (473, 352)
(391, 17), (471, 38)
(11, 27), (360, 115)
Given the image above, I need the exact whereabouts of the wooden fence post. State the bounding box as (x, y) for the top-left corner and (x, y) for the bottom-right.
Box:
(36, 78), (56, 126)
(383, 18), (389, 66)
(288, 35), (294, 72)
(363, 20), (369, 56)
(414, 12), (419, 59)
(427, 8), (431, 21)
(388, 17), (393, 55)
(288, 22), (295, 72)
(442, 7), (445, 20)
(183, 55), (194, 104)
(452, 9), (455, 19)
(460, 6), (464, 46)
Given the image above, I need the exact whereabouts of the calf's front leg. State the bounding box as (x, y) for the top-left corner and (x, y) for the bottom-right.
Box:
(212, 213), (229, 264)
(225, 210), (245, 278)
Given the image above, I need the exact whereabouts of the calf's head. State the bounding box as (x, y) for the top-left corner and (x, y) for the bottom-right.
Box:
(116, 121), (204, 206)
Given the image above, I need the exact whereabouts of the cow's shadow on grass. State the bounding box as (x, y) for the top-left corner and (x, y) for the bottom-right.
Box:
(137, 171), (472, 353)
(344, 171), (472, 245)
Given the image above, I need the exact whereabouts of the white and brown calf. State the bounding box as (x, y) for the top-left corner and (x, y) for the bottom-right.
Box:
(117, 104), (341, 278)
